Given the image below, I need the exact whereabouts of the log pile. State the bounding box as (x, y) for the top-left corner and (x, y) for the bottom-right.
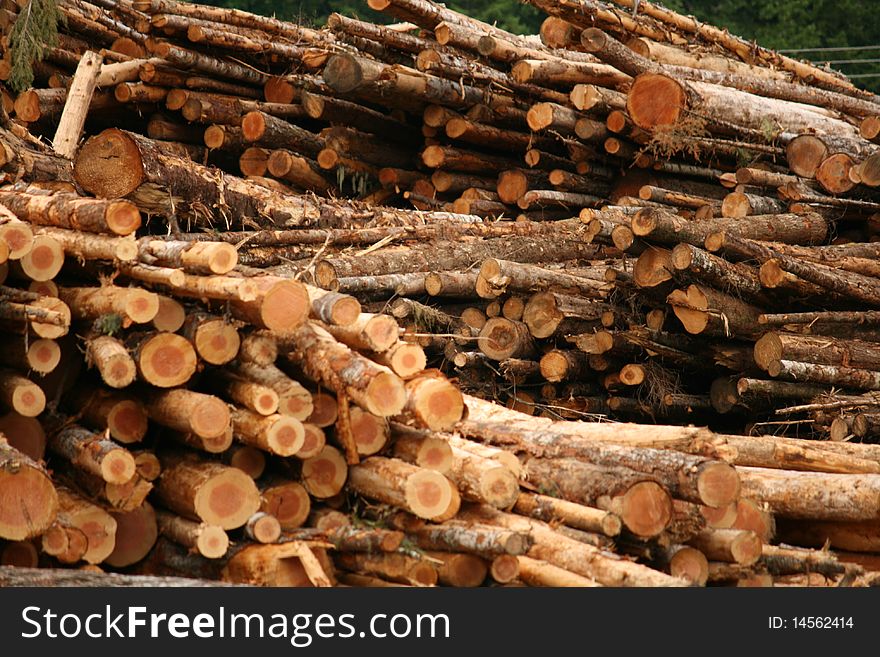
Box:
(0, 0), (880, 588)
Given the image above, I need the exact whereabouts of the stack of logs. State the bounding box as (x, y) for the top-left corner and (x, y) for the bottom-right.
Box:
(1, 0), (880, 587)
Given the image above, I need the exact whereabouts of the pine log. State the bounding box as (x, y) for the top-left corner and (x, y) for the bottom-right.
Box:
(155, 452), (261, 529)
(260, 480), (311, 530)
(0, 190), (140, 236)
(633, 207), (828, 248)
(301, 445), (348, 499)
(737, 466), (880, 521)
(457, 504), (686, 586)
(144, 388), (230, 440)
(688, 528), (762, 566)
(104, 502), (159, 568)
(524, 456), (671, 538)
(48, 416), (137, 485)
(348, 456), (459, 521)
(0, 337), (60, 374)
(335, 552), (437, 586)
(231, 362), (313, 421)
(0, 411), (46, 462)
(156, 509), (229, 559)
(755, 333), (880, 373)
(59, 285), (159, 325)
(667, 284), (762, 339)
(53, 51), (103, 159)
(54, 486), (117, 564)
(283, 322), (406, 417)
(125, 331), (198, 388)
(0, 439), (58, 540)
(458, 396), (740, 508)
(85, 334), (137, 389)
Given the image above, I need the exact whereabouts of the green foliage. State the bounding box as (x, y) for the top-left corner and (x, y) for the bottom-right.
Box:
(8, 0), (64, 92)
(95, 313), (124, 336)
(661, 0), (880, 91)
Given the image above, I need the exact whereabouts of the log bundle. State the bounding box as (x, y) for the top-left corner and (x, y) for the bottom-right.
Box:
(1, 0), (880, 588)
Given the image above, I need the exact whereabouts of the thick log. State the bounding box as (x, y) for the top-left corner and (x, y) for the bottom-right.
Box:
(105, 502), (159, 568)
(667, 284), (762, 339)
(125, 331), (198, 388)
(155, 452), (260, 529)
(144, 389), (230, 440)
(348, 456), (459, 521)
(301, 445), (348, 499)
(0, 190), (140, 236)
(260, 479), (311, 530)
(737, 466), (880, 521)
(524, 456), (671, 538)
(283, 322), (406, 418)
(458, 396), (740, 508)
(0, 439), (58, 540)
(632, 207), (828, 248)
(54, 486), (117, 564)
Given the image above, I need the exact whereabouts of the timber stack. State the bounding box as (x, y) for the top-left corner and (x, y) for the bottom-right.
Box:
(0, 0), (878, 588)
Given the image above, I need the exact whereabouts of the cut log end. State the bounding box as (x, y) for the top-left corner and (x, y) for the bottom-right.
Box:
(197, 525), (230, 559)
(307, 392), (337, 427)
(74, 129), (145, 199)
(266, 416), (306, 456)
(669, 546), (709, 586)
(26, 339), (61, 373)
(192, 468), (261, 530)
(10, 380), (46, 417)
(296, 423), (326, 460)
(106, 201), (142, 236)
(152, 297), (186, 332)
(404, 469), (454, 520)
(384, 343), (427, 378)
(100, 448), (137, 485)
(187, 395), (232, 440)
(620, 481), (673, 538)
(490, 554), (520, 583)
(697, 462), (741, 508)
(627, 73), (686, 131)
(246, 512), (282, 544)
(350, 407), (388, 456)
(407, 376), (465, 431)
(302, 446), (348, 499)
(193, 319), (241, 365)
(261, 482), (311, 530)
(480, 466), (520, 509)
(20, 236), (64, 282)
(138, 332), (198, 388)
(260, 281), (309, 332)
(364, 371), (407, 417)
(226, 445), (266, 478)
(0, 456), (58, 540)
(104, 503), (158, 568)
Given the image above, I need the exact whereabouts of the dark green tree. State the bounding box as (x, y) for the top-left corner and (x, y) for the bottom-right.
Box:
(8, 0), (64, 92)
